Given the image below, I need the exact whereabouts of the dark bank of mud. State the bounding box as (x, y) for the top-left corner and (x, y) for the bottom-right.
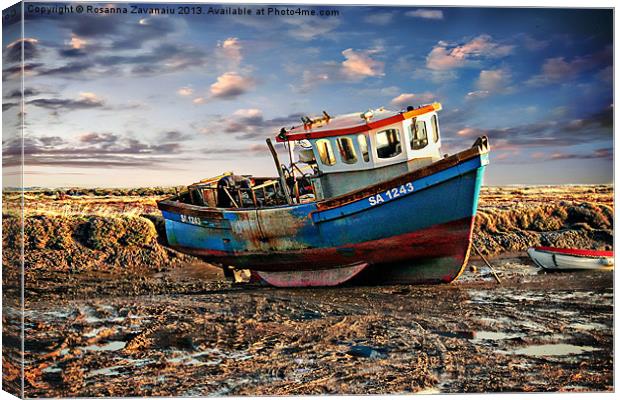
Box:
(16, 260), (614, 396)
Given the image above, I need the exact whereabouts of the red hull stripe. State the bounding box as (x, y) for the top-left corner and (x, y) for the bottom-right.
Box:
(534, 246), (614, 258)
(170, 217), (474, 273)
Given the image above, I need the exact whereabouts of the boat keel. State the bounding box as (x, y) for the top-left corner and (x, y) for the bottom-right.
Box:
(254, 262), (369, 287)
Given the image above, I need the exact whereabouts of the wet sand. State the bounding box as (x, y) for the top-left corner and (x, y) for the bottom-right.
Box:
(21, 257), (613, 396)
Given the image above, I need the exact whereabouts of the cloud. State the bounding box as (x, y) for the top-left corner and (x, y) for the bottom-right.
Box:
(526, 57), (586, 86)
(79, 132), (119, 145)
(378, 86), (401, 97)
(202, 109), (303, 140)
(390, 92), (436, 107)
(4, 38), (39, 63)
(58, 48), (88, 58)
(126, 19), (175, 47)
(83, 14), (177, 50)
(426, 35), (514, 70)
(199, 144), (269, 158)
(477, 69), (509, 91)
(426, 45), (463, 70)
(2, 89), (42, 111)
(469, 68), (513, 97)
(209, 72), (255, 100)
(2, 63), (42, 82)
(2, 102), (18, 111)
(465, 90), (490, 100)
(27, 92), (105, 111)
(456, 127), (479, 137)
(4, 88), (40, 99)
(38, 136), (67, 146)
(292, 46), (385, 92)
(597, 66), (613, 83)
(22, 17), (203, 79)
(216, 37), (242, 69)
(25, 11), (179, 51)
(363, 12), (395, 25)
(95, 43), (209, 76)
(356, 85), (401, 98)
(452, 105), (612, 150)
(69, 34), (87, 50)
(295, 67), (336, 92)
(160, 130), (193, 141)
(3, 132), (183, 168)
(526, 47), (612, 86)
(58, 34), (90, 58)
(518, 34), (549, 51)
(341, 48), (385, 80)
(36, 61), (94, 77)
(544, 148), (613, 161)
(223, 108), (265, 133)
(177, 86), (194, 96)
(405, 9), (444, 20)
(284, 17), (340, 41)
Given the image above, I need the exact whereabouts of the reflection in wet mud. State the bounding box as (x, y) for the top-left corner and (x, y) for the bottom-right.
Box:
(512, 344), (599, 357)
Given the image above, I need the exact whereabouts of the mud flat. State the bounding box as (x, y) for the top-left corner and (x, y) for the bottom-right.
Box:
(2, 185), (614, 395)
(16, 261), (614, 396)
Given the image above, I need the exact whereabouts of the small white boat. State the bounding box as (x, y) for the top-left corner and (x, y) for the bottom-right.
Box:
(527, 246), (614, 271)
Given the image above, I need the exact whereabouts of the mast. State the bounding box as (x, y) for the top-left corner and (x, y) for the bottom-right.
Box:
(266, 138), (293, 205)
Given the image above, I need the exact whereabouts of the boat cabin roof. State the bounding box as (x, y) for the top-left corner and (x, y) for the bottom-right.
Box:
(276, 102), (442, 142)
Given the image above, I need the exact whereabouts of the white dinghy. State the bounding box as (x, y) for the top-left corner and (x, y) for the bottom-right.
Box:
(527, 246), (614, 271)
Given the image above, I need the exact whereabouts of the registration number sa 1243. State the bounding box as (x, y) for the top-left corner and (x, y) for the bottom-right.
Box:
(368, 182), (414, 206)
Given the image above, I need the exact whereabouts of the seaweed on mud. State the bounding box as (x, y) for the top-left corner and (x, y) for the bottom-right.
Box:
(473, 188), (613, 256)
(23, 216), (74, 250)
(3, 213), (197, 286)
(82, 217), (129, 250)
(119, 217), (158, 246)
(565, 203), (613, 230)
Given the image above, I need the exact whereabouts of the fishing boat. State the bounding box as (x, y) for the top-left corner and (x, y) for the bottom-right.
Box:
(158, 102), (490, 287)
(527, 246), (614, 271)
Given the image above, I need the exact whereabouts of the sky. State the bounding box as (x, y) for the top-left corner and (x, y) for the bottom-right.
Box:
(1, 1), (614, 187)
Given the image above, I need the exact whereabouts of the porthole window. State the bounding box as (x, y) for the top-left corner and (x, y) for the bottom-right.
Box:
(431, 114), (440, 143)
(376, 129), (402, 159)
(357, 134), (370, 162)
(409, 119), (428, 150)
(336, 137), (358, 164)
(315, 139), (336, 166)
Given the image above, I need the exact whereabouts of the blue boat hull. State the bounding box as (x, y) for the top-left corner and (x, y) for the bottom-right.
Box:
(158, 147), (489, 285)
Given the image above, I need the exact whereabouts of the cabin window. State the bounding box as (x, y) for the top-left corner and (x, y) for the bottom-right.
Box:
(409, 119), (428, 150)
(357, 134), (370, 162)
(431, 114), (440, 143)
(336, 137), (358, 164)
(315, 139), (336, 166)
(376, 129), (402, 159)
